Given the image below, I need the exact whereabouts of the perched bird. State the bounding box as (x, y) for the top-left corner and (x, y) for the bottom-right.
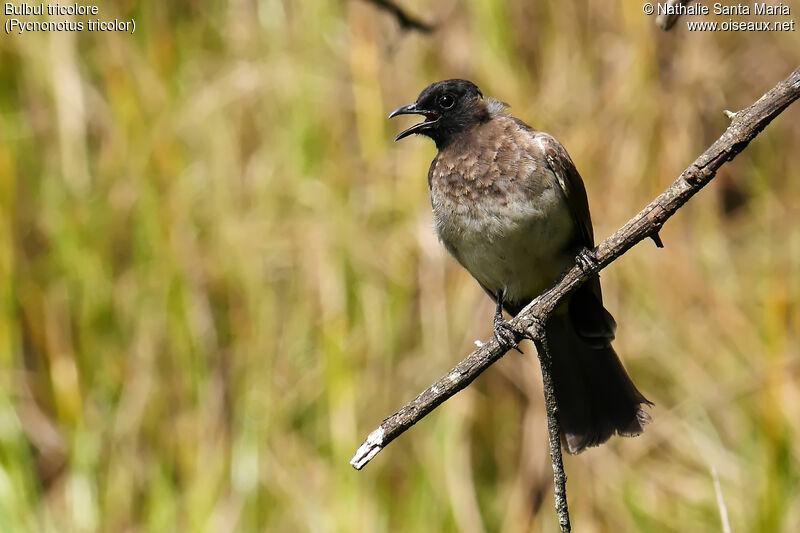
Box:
(389, 79), (651, 453)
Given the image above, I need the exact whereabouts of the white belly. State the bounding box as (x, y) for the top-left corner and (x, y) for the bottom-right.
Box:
(433, 180), (575, 302)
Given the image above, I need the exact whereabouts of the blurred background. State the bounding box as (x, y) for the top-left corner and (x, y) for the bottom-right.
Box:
(1, 0), (799, 531)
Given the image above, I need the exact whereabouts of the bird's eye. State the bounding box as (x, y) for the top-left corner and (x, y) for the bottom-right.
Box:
(438, 93), (455, 109)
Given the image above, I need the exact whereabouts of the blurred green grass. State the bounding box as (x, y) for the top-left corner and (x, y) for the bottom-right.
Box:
(1, 0), (799, 531)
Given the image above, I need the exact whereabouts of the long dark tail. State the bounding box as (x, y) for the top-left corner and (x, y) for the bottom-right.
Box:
(545, 312), (652, 454)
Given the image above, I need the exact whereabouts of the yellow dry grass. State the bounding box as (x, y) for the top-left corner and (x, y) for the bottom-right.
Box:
(0, 1), (799, 531)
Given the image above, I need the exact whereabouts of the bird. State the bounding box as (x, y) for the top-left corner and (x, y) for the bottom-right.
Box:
(389, 79), (651, 453)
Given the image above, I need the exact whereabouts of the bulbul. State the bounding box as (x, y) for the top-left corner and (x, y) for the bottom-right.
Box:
(389, 79), (651, 453)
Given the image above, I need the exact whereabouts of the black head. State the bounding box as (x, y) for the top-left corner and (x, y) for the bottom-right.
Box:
(389, 79), (488, 149)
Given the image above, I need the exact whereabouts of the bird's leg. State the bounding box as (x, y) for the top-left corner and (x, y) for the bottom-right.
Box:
(493, 290), (525, 354)
(575, 246), (598, 274)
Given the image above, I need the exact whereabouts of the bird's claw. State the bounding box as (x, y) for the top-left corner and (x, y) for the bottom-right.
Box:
(493, 315), (525, 354)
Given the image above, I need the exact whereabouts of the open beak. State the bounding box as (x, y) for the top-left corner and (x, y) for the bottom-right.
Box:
(388, 103), (440, 142)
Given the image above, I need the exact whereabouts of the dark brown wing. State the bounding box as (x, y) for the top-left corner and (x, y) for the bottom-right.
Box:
(535, 131), (595, 249)
(510, 119), (594, 249)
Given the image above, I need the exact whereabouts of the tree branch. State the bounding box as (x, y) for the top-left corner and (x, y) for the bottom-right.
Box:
(533, 334), (570, 531)
(361, 0), (434, 33)
(352, 66), (800, 530)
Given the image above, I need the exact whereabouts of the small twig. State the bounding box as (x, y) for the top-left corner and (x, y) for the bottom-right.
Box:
(656, 0), (690, 31)
(352, 66), (800, 530)
(533, 333), (571, 532)
(650, 231), (665, 248)
(361, 0), (434, 33)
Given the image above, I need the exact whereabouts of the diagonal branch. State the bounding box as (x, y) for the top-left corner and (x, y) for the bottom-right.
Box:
(361, 0), (435, 33)
(351, 65), (800, 530)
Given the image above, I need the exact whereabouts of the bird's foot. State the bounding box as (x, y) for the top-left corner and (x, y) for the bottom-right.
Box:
(494, 315), (525, 354)
(493, 308), (527, 354)
(493, 290), (529, 353)
(576, 247), (598, 273)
